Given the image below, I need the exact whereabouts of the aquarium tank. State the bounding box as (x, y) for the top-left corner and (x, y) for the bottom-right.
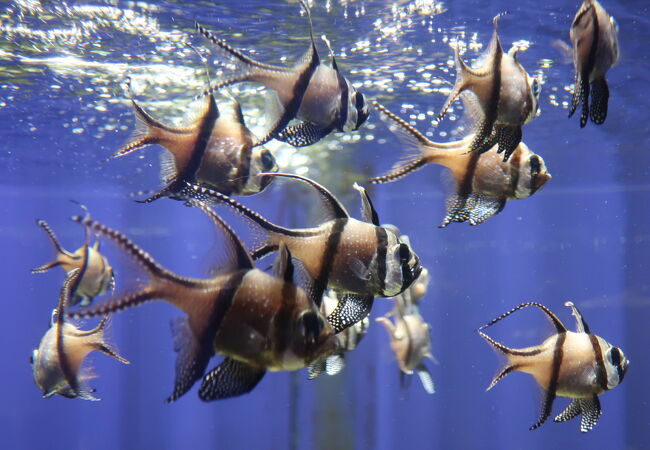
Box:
(2, 0), (648, 449)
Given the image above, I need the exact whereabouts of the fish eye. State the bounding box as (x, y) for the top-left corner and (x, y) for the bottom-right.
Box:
(398, 243), (410, 262)
(608, 347), (622, 366)
(260, 149), (275, 171)
(529, 155), (541, 176)
(354, 92), (365, 111)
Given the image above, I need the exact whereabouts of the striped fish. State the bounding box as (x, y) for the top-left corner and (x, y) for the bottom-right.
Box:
(195, 0), (369, 148)
(180, 173), (422, 334)
(112, 88), (278, 203)
(370, 102), (551, 227)
(438, 13), (540, 162)
(569, 0), (619, 127)
(31, 269), (129, 401)
(68, 204), (338, 402)
(479, 302), (628, 433)
(33, 205), (114, 307)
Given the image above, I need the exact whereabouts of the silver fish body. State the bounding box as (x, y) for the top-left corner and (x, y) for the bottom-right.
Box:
(479, 302), (628, 432)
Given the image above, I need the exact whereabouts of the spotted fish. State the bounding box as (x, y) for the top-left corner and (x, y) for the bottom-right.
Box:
(68, 204), (337, 401)
(479, 302), (628, 432)
(180, 173), (422, 334)
(33, 205), (114, 307)
(370, 102), (551, 227)
(31, 269), (129, 401)
(438, 13), (540, 162)
(112, 85), (278, 203)
(569, 0), (619, 127)
(195, 0), (369, 147)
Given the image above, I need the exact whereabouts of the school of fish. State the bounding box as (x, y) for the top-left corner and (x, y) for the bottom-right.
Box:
(29, 0), (625, 435)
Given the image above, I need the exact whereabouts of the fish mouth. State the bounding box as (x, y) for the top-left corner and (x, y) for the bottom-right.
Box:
(532, 172), (552, 194)
(355, 106), (371, 130)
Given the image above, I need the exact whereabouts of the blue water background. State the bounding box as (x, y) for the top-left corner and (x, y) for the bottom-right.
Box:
(1, 0), (649, 449)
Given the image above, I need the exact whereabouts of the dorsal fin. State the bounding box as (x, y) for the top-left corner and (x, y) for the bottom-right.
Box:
(298, 0), (319, 65)
(352, 183), (379, 225)
(320, 34), (339, 72)
(258, 172), (349, 220)
(564, 301), (590, 334)
(273, 243), (294, 283)
(193, 201), (254, 271)
(479, 302), (567, 334)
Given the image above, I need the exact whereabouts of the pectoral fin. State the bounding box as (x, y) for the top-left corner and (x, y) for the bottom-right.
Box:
(276, 121), (332, 147)
(198, 357), (266, 401)
(327, 294), (374, 334)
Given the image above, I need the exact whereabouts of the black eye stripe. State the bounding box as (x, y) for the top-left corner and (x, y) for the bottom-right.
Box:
(609, 347), (621, 366)
(399, 243), (410, 261)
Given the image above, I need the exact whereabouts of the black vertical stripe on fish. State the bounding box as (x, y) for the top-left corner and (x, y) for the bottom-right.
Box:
(311, 219), (347, 307)
(588, 333), (609, 392)
(375, 226), (388, 295)
(530, 332), (565, 430)
(167, 270), (246, 403)
(470, 46), (502, 153)
(181, 97), (220, 184)
(55, 269), (83, 397)
(254, 49), (320, 147)
(334, 71), (349, 132)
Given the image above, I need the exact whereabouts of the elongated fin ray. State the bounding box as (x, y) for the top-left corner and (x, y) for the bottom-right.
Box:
(33, 219), (76, 269)
(56, 268), (84, 397)
(479, 302), (567, 334)
(259, 172), (349, 219)
(370, 158), (428, 185)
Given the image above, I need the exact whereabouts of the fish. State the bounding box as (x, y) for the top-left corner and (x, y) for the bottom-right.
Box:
(307, 290), (370, 379)
(67, 203), (337, 402)
(438, 13), (540, 162)
(478, 301), (629, 432)
(179, 173), (422, 334)
(568, 0), (619, 127)
(31, 268), (129, 401)
(195, 0), (370, 147)
(370, 102), (551, 227)
(111, 84), (278, 203)
(32, 205), (114, 307)
(376, 310), (435, 394)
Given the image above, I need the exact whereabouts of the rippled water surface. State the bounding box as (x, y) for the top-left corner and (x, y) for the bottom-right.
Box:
(2, 0), (650, 449)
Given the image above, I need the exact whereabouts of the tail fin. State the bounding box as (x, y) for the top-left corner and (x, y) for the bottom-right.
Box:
(370, 158), (428, 184)
(66, 215), (200, 319)
(81, 316), (130, 365)
(477, 329), (519, 391)
(32, 219), (75, 273)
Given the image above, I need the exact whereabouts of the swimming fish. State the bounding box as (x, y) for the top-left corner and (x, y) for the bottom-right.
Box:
(33, 205), (114, 306)
(569, 0), (619, 127)
(479, 301), (628, 432)
(68, 203), (337, 402)
(376, 310), (435, 394)
(180, 174), (422, 334)
(438, 13), (540, 162)
(112, 85), (278, 203)
(370, 102), (551, 227)
(195, 0), (369, 147)
(307, 290), (370, 379)
(31, 269), (129, 400)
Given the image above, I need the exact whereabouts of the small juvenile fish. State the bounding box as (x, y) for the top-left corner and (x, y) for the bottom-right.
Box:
(68, 204), (337, 401)
(181, 174), (422, 334)
(195, 0), (369, 147)
(307, 290), (370, 379)
(438, 13), (540, 162)
(479, 302), (629, 432)
(569, 0), (619, 127)
(112, 89), (278, 203)
(370, 102), (551, 227)
(376, 311), (435, 394)
(33, 206), (114, 306)
(31, 269), (129, 400)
